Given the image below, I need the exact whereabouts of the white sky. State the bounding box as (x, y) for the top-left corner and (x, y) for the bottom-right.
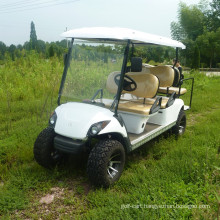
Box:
(0, 0), (207, 46)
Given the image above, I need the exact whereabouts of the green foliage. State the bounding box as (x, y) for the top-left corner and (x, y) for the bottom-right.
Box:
(133, 45), (175, 63)
(207, 0), (220, 31)
(0, 22), (68, 64)
(171, 2), (206, 41)
(30, 21), (38, 50)
(0, 41), (7, 60)
(191, 45), (200, 69)
(179, 3), (205, 41)
(180, 39), (195, 67)
(196, 28), (220, 68)
(171, 0), (220, 68)
(170, 21), (186, 41)
(48, 44), (55, 57)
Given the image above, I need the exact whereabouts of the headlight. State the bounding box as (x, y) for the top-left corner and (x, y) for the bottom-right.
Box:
(88, 121), (110, 137)
(49, 111), (57, 127)
(91, 126), (100, 135)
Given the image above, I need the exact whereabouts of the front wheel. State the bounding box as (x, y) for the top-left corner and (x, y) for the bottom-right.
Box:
(172, 110), (186, 137)
(34, 127), (61, 169)
(87, 139), (125, 187)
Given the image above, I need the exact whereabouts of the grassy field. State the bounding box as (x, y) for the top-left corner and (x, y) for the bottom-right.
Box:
(0, 55), (219, 219)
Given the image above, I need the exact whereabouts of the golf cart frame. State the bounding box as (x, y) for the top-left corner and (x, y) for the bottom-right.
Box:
(34, 27), (194, 187)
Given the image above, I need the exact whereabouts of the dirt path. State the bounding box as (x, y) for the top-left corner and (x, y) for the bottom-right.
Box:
(187, 105), (219, 127)
(205, 72), (220, 77)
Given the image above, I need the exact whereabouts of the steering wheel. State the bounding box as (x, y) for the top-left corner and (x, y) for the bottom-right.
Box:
(114, 74), (137, 92)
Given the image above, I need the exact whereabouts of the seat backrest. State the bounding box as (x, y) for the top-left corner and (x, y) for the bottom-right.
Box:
(172, 67), (180, 87)
(142, 65), (175, 87)
(106, 71), (159, 98)
(126, 72), (159, 98)
(106, 71), (121, 94)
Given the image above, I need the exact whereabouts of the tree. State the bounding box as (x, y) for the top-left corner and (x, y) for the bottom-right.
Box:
(191, 45), (200, 69)
(207, 0), (220, 31)
(23, 41), (31, 50)
(36, 40), (46, 54)
(0, 41), (7, 60)
(170, 21), (186, 41)
(17, 44), (23, 50)
(8, 44), (16, 61)
(30, 21), (38, 50)
(48, 45), (55, 57)
(171, 2), (206, 41)
(196, 29), (220, 68)
(170, 0), (220, 68)
(180, 39), (196, 67)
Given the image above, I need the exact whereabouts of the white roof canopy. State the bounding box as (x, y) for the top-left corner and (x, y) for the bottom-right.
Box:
(61, 27), (185, 49)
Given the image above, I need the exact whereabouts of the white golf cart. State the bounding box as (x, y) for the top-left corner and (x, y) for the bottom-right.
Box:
(34, 27), (194, 187)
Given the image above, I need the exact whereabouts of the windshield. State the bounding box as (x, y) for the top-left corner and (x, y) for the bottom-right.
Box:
(60, 40), (126, 109)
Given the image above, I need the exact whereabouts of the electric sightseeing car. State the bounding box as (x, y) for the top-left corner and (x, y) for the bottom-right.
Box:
(34, 27), (194, 187)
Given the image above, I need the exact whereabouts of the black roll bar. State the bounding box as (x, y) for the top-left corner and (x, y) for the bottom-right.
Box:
(178, 77), (194, 109)
(173, 47), (179, 68)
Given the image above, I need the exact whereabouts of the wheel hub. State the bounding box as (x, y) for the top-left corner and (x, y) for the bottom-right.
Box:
(107, 153), (121, 179)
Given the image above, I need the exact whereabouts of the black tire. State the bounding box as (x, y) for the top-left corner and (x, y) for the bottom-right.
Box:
(172, 110), (186, 137)
(87, 139), (125, 187)
(34, 127), (61, 169)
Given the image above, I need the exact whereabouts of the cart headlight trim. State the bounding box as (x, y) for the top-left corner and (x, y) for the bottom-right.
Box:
(49, 111), (57, 127)
(88, 121), (110, 136)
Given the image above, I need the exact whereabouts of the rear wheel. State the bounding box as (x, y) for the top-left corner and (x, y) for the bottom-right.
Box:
(172, 110), (186, 137)
(87, 139), (125, 187)
(34, 127), (61, 169)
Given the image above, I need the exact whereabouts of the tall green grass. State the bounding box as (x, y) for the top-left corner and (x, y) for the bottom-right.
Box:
(0, 53), (62, 177)
(81, 108), (219, 219)
(0, 56), (219, 219)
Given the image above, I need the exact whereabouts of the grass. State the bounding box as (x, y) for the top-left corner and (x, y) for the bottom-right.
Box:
(0, 56), (219, 219)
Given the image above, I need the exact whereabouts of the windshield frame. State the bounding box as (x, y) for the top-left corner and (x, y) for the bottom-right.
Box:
(113, 40), (130, 116)
(57, 38), (130, 115)
(57, 38), (74, 106)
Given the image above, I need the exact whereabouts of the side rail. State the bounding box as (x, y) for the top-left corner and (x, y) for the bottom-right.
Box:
(178, 77), (194, 109)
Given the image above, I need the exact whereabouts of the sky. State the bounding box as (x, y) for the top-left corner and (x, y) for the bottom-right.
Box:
(0, 0), (207, 46)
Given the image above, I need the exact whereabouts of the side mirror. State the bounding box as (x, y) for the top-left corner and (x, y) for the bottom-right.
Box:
(131, 57), (142, 72)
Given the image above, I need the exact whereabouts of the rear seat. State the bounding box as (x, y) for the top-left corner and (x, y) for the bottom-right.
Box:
(142, 64), (187, 96)
(124, 58), (175, 108)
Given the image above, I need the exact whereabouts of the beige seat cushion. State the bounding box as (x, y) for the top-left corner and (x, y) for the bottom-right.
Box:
(144, 97), (169, 109)
(158, 87), (187, 95)
(121, 96), (169, 109)
(96, 98), (152, 115)
(142, 65), (175, 87)
(118, 101), (152, 115)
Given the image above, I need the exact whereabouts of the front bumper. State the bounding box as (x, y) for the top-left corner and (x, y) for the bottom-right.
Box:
(54, 135), (87, 154)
